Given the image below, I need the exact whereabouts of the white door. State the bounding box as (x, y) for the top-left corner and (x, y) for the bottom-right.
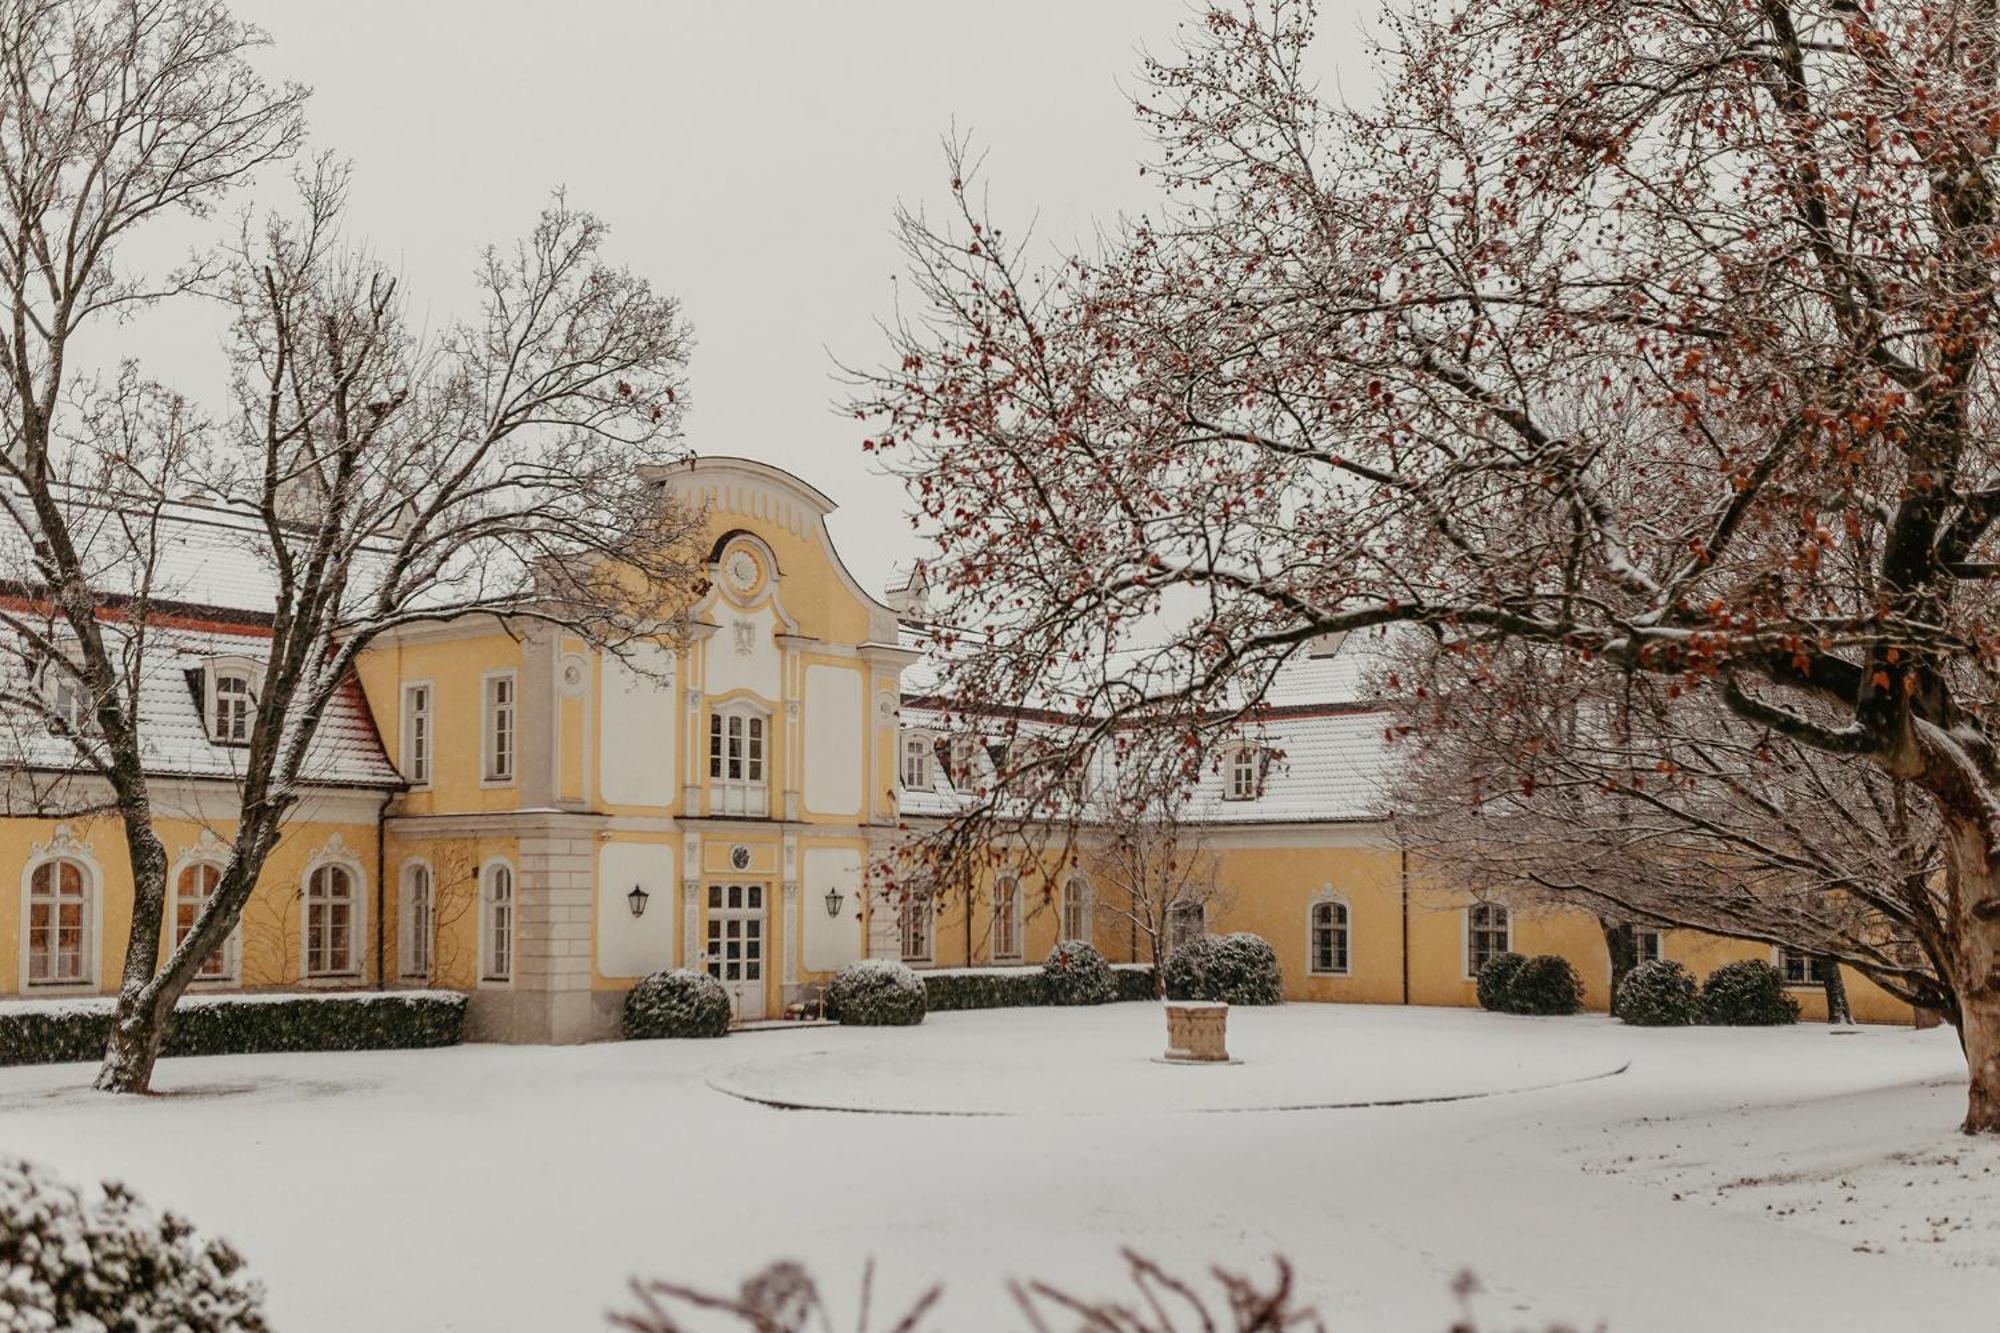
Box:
(705, 882), (767, 1021)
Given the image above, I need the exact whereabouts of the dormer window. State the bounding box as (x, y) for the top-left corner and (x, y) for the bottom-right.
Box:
(900, 728), (933, 790)
(203, 659), (261, 745)
(37, 656), (89, 734)
(1225, 745), (1265, 801)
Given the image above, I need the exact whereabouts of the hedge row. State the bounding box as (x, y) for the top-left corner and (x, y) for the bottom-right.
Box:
(920, 961), (1159, 1012)
(0, 991), (467, 1067)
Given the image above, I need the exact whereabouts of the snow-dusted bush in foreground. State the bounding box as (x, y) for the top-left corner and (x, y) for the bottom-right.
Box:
(1162, 933), (1281, 1005)
(1615, 959), (1701, 1027)
(1700, 960), (1801, 1026)
(826, 960), (926, 1026)
(0, 1157), (268, 1332)
(1041, 939), (1116, 1006)
(625, 969), (731, 1039)
(0, 991), (466, 1067)
(1474, 952), (1527, 1012)
(1503, 955), (1584, 1016)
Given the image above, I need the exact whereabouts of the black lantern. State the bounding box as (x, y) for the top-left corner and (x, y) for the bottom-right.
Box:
(628, 883), (650, 918)
(824, 885), (845, 918)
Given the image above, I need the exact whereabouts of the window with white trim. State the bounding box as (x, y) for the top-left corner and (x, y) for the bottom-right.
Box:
(1062, 875), (1091, 942)
(900, 728), (932, 790)
(38, 657), (89, 734)
(482, 861), (514, 983)
(401, 862), (433, 981)
(402, 682), (433, 787)
(1225, 746), (1262, 800)
(1779, 946), (1826, 987)
(1467, 902), (1511, 977)
(206, 663), (257, 745)
(899, 893), (932, 963)
(304, 862), (359, 977)
(173, 861), (234, 981)
(483, 673), (516, 783)
(707, 703), (769, 816)
(1310, 899), (1350, 975)
(1634, 928), (1663, 965)
(1168, 900), (1206, 950)
(25, 856), (91, 986)
(992, 874), (1023, 961)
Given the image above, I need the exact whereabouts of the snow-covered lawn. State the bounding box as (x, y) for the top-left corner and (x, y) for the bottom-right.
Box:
(2, 1004), (1996, 1331)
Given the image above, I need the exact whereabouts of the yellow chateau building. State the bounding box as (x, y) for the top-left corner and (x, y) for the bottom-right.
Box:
(0, 456), (1911, 1035)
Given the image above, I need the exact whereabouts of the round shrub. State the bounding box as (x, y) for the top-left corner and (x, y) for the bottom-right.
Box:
(827, 959), (927, 1026)
(1700, 959), (1801, 1026)
(1042, 939), (1117, 1006)
(1162, 932), (1282, 1005)
(0, 1156), (269, 1332)
(1475, 951), (1527, 1012)
(1504, 954), (1584, 1016)
(625, 968), (732, 1039)
(1614, 958), (1701, 1026)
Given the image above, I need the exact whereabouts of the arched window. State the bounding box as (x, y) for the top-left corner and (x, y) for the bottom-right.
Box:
(707, 702), (769, 816)
(1062, 875), (1092, 943)
(25, 856), (91, 986)
(401, 862), (433, 981)
(174, 861), (234, 981)
(992, 874), (1022, 961)
(206, 663), (258, 744)
(1466, 902), (1511, 978)
(1309, 898), (1350, 975)
(482, 861), (514, 983)
(898, 893), (932, 963)
(899, 728), (932, 790)
(1225, 746), (1263, 800)
(305, 862), (359, 978)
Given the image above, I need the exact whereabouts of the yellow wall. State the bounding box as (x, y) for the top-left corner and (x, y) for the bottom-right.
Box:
(354, 633), (525, 816)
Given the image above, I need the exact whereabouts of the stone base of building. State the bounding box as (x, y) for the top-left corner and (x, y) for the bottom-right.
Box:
(464, 988), (624, 1045)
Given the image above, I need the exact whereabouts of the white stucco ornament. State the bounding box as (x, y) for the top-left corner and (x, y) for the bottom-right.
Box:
(732, 618), (756, 657)
(725, 549), (760, 593)
(559, 654), (588, 697)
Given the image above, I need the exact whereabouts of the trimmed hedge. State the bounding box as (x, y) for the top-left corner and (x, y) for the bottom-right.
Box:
(625, 968), (732, 1039)
(922, 968), (1045, 1013)
(1504, 954), (1584, 1016)
(1042, 940), (1117, 1006)
(1475, 952), (1527, 1012)
(1114, 964), (1159, 1002)
(827, 960), (927, 1026)
(1614, 959), (1701, 1026)
(0, 991), (466, 1067)
(1162, 933), (1282, 1006)
(1699, 959), (1801, 1026)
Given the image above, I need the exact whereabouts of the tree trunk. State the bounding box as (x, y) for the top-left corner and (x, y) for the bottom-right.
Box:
(1943, 814), (2000, 1134)
(93, 827), (173, 1094)
(1818, 955), (1854, 1026)
(1601, 918), (1637, 1013)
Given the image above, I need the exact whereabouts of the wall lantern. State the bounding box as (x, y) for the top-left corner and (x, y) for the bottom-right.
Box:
(628, 884), (650, 918)
(824, 886), (845, 918)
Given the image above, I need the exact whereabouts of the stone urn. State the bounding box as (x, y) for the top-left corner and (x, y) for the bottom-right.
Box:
(1163, 1001), (1230, 1063)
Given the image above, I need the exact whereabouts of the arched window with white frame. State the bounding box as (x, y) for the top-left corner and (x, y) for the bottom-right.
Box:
(304, 859), (361, 978)
(24, 853), (93, 987)
(707, 701), (769, 816)
(482, 860), (514, 984)
(1225, 745), (1263, 801)
(400, 861), (434, 981)
(1062, 874), (1092, 943)
(173, 859), (236, 982)
(204, 659), (260, 745)
(992, 873), (1023, 961)
(1309, 897), (1350, 976)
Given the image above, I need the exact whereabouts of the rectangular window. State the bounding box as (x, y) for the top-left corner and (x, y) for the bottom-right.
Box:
(1634, 928), (1662, 965)
(992, 877), (1022, 961)
(707, 707), (769, 815)
(484, 673), (516, 783)
(1168, 901), (1206, 950)
(402, 682), (433, 787)
(899, 894), (933, 963)
(1467, 903), (1511, 977)
(1780, 947), (1826, 987)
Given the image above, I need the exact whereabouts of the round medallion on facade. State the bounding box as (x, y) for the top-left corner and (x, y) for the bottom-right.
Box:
(730, 844), (752, 871)
(559, 653), (589, 698)
(722, 545), (764, 598)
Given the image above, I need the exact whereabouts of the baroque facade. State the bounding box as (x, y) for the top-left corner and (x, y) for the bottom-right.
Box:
(0, 455), (1913, 1033)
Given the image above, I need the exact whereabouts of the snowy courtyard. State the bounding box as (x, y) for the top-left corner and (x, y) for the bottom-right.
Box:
(4, 1005), (1998, 1330)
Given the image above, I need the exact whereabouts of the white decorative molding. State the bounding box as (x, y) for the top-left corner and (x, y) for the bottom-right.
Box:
(558, 653), (589, 698)
(682, 879), (701, 968)
(782, 880), (800, 984)
(731, 618), (756, 657)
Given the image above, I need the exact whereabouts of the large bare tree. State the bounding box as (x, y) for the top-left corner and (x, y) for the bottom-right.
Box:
(856, 0), (2000, 1132)
(0, 0), (697, 1093)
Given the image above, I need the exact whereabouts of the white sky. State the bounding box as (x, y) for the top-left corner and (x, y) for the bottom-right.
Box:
(116, 1), (1382, 596)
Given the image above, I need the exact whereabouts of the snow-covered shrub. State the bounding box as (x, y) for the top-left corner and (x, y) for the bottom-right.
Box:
(0, 991), (466, 1067)
(826, 959), (927, 1026)
(1113, 964), (1159, 1002)
(1614, 959), (1701, 1026)
(1503, 954), (1584, 1016)
(1474, 952), (1527, 1012)
(1699, 959), (1800, 1026)
(1042, 940), (1117, 1005)
(1162, 933), (1281, 1005)
(921, 968), (1045, 1012)
(625, 969), (732, 1039)
(0, 1157), (269, 1332)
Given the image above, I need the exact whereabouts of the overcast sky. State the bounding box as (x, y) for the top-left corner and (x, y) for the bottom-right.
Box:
(137, 1), (1380, 596)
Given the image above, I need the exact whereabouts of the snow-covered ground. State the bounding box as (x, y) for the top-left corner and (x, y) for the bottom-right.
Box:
(1, 1004), (1995, 1331)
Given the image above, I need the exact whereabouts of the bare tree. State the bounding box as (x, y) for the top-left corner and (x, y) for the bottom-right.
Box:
(0, 0), (698, 1093)
(854, 0), (2000, 1132)
(1081, 751), (1230, 987)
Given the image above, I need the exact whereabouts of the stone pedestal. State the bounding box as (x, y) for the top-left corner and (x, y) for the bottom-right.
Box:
(1163, 1001), (1230, 1063)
